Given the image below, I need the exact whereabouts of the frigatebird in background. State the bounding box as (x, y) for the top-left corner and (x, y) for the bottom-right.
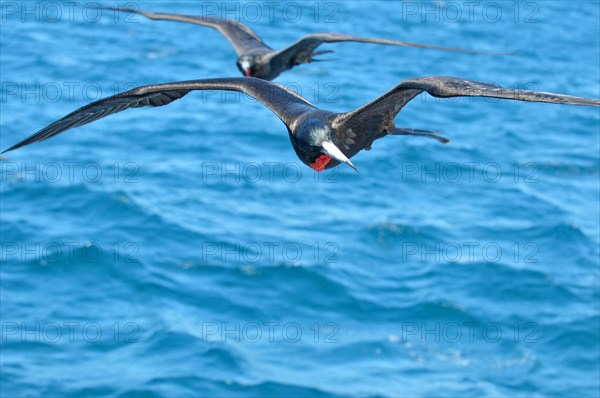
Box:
(3, 77), (598, 172)
(102, 7), (511, 81)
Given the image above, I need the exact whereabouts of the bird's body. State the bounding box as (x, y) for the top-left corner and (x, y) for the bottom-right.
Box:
(3, 77), (599, 173)
(102, 7), (512, 81)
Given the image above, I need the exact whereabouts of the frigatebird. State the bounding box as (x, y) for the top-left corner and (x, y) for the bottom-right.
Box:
(102, 7), (511, 81)
(3, 77), (598, 172)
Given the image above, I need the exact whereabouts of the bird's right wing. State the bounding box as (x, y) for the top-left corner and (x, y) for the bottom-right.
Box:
(332, 76), (599, 157)
(2, 78), (317, 153)
(269, 32), (512, 67)
(337, 76), (600, 127)
(103, 7), (272, 55)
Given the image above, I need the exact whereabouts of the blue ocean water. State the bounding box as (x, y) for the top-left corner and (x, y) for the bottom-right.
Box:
(1, 1), (599, 396)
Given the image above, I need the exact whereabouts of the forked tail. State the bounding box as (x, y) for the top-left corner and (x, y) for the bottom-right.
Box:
(390, 128), (449, 144)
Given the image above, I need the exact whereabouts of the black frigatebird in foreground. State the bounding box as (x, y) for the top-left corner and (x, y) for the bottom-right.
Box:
(102, 7), (512, 81)
(3, 77), (599, 172)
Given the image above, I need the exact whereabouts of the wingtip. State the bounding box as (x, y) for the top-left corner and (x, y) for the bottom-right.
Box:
(438, 135), (450, 144)
(1, 145), (17, 155)
(0, 151), (11, 160)
(1, 141), (26, 155)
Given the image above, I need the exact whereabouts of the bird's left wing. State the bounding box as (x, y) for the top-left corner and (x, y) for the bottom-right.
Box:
(103, 7), (272, 55)
(269, 32), (512, 67)
(332, 76), (600, 157)
(2, 78), (317, 153)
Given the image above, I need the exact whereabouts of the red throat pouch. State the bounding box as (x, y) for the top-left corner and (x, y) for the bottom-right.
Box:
(309, 154), (331, 172)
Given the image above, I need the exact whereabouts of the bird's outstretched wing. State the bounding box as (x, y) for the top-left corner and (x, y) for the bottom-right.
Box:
(269, 32), (512, 66)
(332, 76), (600, 158)
(103, 7), (272, 55)
(2, 78), (317, 153)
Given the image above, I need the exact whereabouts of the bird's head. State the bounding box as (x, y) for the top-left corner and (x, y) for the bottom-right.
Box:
(236, 54), (257, 77)
(294, 119), (358, 173)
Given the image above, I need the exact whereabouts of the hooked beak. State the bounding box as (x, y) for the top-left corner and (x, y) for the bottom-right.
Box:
(321, 141), (359, 173)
